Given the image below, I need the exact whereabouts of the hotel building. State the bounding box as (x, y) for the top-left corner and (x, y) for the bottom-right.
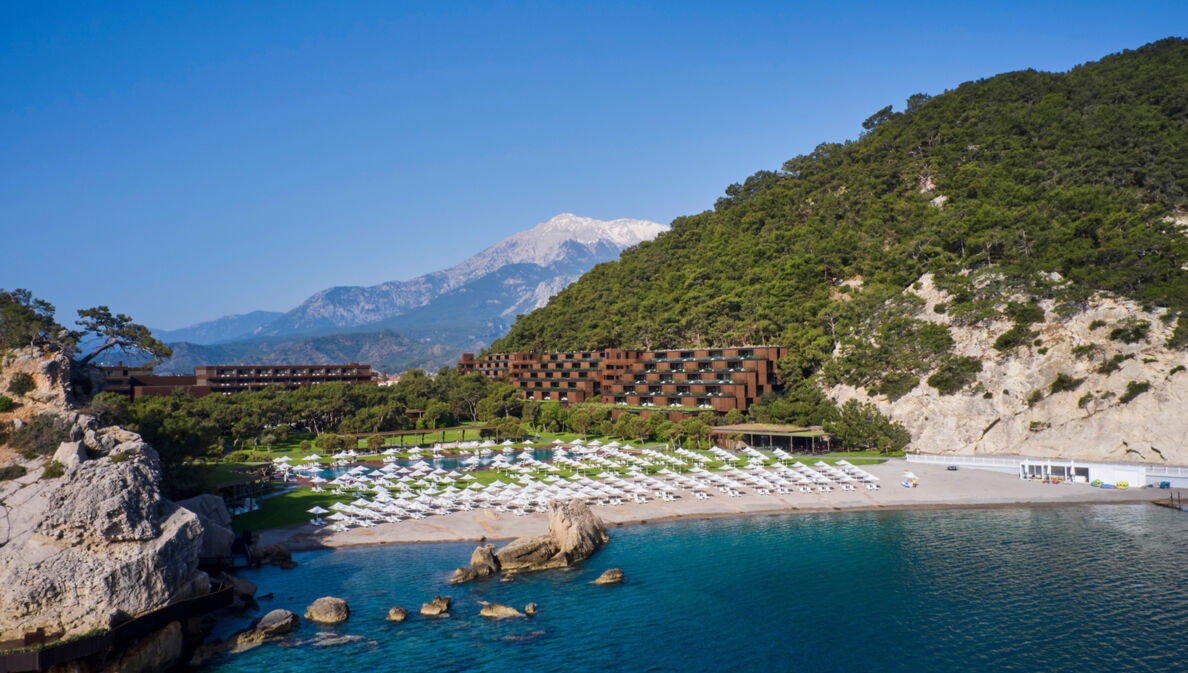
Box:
(458, 346), (785, 416)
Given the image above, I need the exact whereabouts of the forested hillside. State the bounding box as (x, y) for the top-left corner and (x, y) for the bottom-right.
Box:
(495, 38), (1188, 381)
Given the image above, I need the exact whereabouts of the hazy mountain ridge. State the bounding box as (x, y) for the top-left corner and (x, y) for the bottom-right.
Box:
(156, 330), (455, 375)
(153, 310), (284, 345)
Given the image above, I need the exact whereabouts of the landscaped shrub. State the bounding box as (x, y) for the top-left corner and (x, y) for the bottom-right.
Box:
(1119, 380), (1150, 404)
(1088, 319), (1107, 330)
(1026, 389), (1043, 407)
(41, 460), (65, 479)
(1071, 344), (1098, 359)
(1109, 319), (1150, 344)
(1171, 365), (1186, 376)
(1050, 373), (1085, 394)
(926, 356), (983, 395)
(0, 395), (12, 412)
(0, 464), (27, 481)
(1077, 393), (1093, 408)
(9, 413), (71, 456)
(6, 373), (34, 397)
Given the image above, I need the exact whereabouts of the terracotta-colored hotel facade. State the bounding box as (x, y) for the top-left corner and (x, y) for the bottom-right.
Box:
(458, 346), (785, 416)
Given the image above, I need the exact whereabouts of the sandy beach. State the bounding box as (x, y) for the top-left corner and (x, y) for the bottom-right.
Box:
(261, 460), (1174, 551)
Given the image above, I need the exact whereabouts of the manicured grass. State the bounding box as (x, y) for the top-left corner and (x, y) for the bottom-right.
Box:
(231, 488), (347, 531)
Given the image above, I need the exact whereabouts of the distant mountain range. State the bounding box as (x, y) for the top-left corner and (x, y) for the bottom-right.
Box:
(148, 214), (667, 373)
(155, 330), (451, 375)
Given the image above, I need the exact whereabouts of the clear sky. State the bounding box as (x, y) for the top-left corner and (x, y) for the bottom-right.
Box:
(3, 1), (1185, 330)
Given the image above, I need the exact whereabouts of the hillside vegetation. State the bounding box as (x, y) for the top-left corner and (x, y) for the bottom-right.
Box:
(495, 38), (1188, 388)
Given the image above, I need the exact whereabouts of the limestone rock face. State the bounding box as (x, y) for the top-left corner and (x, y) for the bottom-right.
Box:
(547, 498), (609, 561)
(829, 273), (1188, 464)
(420, 596), (451, 617)
(386, 606), (408, 622)
(594, 568), (625, 585)
(479, 603), (523, 619)
(305, 596), (350, 624)
(0, 439), (204, 642)
(0, 346), (74, 419)
(52, 441), (86, 469)
(178, 494), (235, 559)
(495, 499), (608, 572)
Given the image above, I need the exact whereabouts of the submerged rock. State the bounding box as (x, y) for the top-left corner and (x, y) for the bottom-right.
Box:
(222, 609), (301, 654)
(305, 596), (350, 623)
(479, 603), (523, 619)
(594, 569), (625, 585)
(386, 606), (408, 622)
(252, 543), (298, 570)
(420, 595), (451, 617)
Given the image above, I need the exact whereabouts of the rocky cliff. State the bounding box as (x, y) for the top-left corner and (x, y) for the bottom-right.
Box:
(0, 414), (207, 645)
(0, 349), (211, 657)
(830, 274), (1188, 464)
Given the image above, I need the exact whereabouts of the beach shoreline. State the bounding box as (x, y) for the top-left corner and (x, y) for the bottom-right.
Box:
(259, 461), (1176, 552)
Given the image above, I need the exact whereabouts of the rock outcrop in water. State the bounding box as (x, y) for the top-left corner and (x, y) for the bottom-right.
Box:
(305, 596), (350, 623)
(496, 499), (609, 572)
(594, 568), (625, 585)
(450, 499), (608, 583)
(420, 595), (451, 616)
(479, 603), (523, 619)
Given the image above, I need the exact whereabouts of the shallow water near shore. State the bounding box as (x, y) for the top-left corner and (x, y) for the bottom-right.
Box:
(202, 504), (1188, 673)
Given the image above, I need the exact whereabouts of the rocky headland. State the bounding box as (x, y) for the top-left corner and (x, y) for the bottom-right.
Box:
(0, 347), (244, 671)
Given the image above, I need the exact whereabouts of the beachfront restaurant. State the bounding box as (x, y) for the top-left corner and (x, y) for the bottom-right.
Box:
(711, 423), (832, 453)
(1018, 458), (1145, 487)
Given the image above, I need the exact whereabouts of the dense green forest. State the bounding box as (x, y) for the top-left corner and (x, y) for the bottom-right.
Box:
(495, 39), (1188, 381)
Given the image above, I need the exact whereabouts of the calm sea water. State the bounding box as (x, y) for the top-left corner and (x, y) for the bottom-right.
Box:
(201, 505), (1187, 673)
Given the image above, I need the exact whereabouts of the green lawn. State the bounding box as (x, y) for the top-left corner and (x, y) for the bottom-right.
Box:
(231, 488), (347, 531)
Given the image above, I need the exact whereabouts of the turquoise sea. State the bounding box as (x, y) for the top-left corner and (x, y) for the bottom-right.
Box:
(201, 504), (1187, 673)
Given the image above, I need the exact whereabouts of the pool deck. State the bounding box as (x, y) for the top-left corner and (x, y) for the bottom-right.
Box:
(260, 460), (1175, 551)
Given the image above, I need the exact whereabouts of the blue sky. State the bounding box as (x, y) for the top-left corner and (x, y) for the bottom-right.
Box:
(2, 1), (1185, 330)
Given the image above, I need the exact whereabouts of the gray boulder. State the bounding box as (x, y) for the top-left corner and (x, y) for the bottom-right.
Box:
(450, 543), (502, 584)
(224, 609), (300, 653)
(305, 596), (350, 623)
(420, 595), (451, 617)
(178, 494), (235, 559)
(495, 499), (608, 572)
(52, 441), (86, 470)
(0, 440), (204, 643)
(479, 603), (523, 619)
(594, 568), (625, 585)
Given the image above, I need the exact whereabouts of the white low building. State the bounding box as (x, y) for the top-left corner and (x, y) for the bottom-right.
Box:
(908, 453), (1188, 488)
